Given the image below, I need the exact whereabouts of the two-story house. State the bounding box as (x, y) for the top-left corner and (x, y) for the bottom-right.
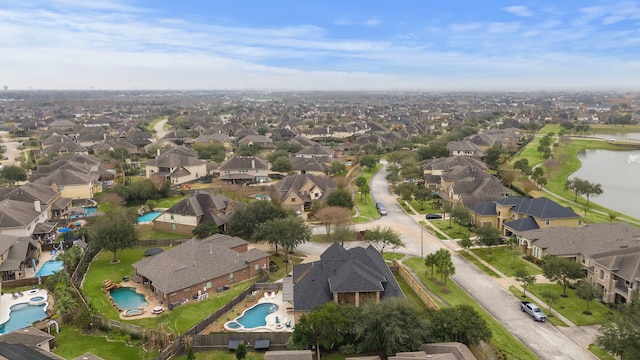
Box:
(153, 191), (243, 235)
(275, 174), (336, 213)
(145, 147), (208, 185)
(216, 156), (270, 185)
(468, 196), (580, 236)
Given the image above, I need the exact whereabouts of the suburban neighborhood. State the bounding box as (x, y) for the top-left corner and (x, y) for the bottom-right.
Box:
(0, 90), (638, 360)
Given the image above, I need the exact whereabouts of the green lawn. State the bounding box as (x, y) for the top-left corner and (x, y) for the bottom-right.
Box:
(53, 325), (153, 360)
(137, 225), (190, 241)
(353, 164), (382, 220)
(526, 283), (612, 326)
(155, 195), (190, 209)
(428, 220), (474, 239)
(382, 253), (405, 261)
(419, 221), (448, 240)
(403, 257), (538, 360)
(508, 286), (568, 327)
(588, 344), (615, 360)
(83, 247), (257, 334)
(471, 247), (543, 277)
(407, 199), (440, 214)
(458, 251), (500, 278)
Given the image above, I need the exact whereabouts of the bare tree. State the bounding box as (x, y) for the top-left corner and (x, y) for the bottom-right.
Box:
(314, 206), (351, 239)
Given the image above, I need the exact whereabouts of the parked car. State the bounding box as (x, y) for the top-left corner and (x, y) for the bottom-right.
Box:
(520, 301), (546, 322)
(425, 213), (443, 219)
(376, 202), (383, 210)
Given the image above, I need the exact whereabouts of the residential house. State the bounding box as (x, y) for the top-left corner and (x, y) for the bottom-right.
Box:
(295, 144), (335, 159)
(288, 242), (403, 312)
(0, 234), (42, 280)
(446, 140), (484, 158)
(422, 156), (488, 190)
(469, 196), (580, 236)
(194, 132), (234, 151)
(517, 222), (640, 304)
(153, 191), (243, 235)
(237, 134), (275, 153)
(275, 174), (336, 213)
(145, 147), (208, 185)
(0, 327), (57, 354)
(216, 156), (270, 184)
(289, 157), (328, 176)
(33, 169), (99, 200)
(132, 234), (270, 305)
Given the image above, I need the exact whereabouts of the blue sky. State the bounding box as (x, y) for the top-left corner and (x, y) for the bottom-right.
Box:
(2, 0), (640, 91)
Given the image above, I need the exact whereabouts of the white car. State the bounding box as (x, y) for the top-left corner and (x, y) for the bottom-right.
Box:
(606, 137), (615, 142)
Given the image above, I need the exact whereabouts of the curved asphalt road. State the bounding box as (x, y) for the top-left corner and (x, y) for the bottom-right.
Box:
(297, 163), (596, 360)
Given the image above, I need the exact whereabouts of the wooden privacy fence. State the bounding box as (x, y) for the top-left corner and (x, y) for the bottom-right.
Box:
(193, 332), (291, 350)
(395, 261), (439, 310)
(92, 315), (169, 343)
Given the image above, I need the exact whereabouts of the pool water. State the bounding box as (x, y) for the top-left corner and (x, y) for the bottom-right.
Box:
(69, 206), (97, 219)
(254, 194), (271, 200)
(110, 287), (147, 309)
(35, 260), (63, 277)
(0, 303), (47, 334)
(227, 303), (278, 329)
(137, 211), (162, 223)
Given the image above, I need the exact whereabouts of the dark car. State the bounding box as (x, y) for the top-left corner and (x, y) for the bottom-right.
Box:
(425, 213), (443, 219)
(375, 202), (383, 210)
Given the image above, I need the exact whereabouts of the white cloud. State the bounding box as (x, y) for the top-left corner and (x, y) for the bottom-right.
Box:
(334, 17), (382, 26)
(503, 6), (534, 17)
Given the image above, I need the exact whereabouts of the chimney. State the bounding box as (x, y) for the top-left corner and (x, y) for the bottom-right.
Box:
(251, 159), (255, 169)
(51, 183), (58, 193)
(103, 133), (107, 140)
(34, 200), (41, 213)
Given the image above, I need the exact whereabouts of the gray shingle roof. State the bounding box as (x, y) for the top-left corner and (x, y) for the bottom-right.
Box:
(133, 235), (269, 294)
(292, 243), (403, 311)
(504, 217), (540, 232)
(495, 196), (579, 219)
(520, 222), (640, 257)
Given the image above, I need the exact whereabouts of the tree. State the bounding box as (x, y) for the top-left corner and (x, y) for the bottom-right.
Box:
(359, 154), (378, 169)
(363, 226), (404, 254)
(271, 157), (292, 173)
(0, 165), (27, 186)
(597, 296), (640, 359)
(457, 237), (474, 253)
(358, 182), (370, 201)
(451, 205), (471, 234)
(306, 302), (348, 354)
(440, 200), (454, 227)
(235, 143), (260, 156)
(542, 256), (585, 297)
(58, 246), (82, 273)
(326, 189), (353, 209)
(229, 201), (291, 237)
(253, 216), (311, 261)
(332, 224), (356, 246)
(427, 305), (492, 345)
(88, 207), (139, 263)
(513, 158), (531, 176)
(540, 291), (559, 315)
(413, 187), (431, 210)
(474, 224), (501, 254)
(483, 145), (506, 170)
(436, 251), (455, 292)
(356, 298), (430, 356)
(314, 206), (351, 238)
(575, 279), (603, 315)
(583, 181), (603, 207)
(500, 169), (518, 189)
(424, 252), (438, 280)
(192, 221), (220, 239)
(608, 211), (619, 222)
(235, 341), (247, 360)
(329, 161), (346, 175)
(531, 167), (545, 188)
(354, 176), (367, 188)
(515, 269), (536, 297)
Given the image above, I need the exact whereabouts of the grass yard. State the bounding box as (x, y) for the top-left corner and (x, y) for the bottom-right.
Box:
(136, 225), (190, 241)
(154, 194), (190, 209)
(382, 252), (405, 261)
(428, 220), (474, 239)
(403, 257), (538, 360)
(471, 247), (542, 277)
(458, 251), (501, 278)
(588, 344), (615, 360)
(419, 221), (448, 240)
(508, 286), (568, 327)
(53, 325), (153, 360)
(395, 274), (429, 312)
(526, 283), (612, 326)
(353, 164), (382, 220)
(407, 199), (440, 214)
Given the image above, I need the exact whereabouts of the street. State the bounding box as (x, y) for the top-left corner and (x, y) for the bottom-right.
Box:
(297, 163), (597, 360)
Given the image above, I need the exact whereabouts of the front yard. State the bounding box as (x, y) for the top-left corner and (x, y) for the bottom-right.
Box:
(471, 247), (543, 277)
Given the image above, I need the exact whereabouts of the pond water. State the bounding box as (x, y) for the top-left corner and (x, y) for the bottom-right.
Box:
(570, 149), (640, 218)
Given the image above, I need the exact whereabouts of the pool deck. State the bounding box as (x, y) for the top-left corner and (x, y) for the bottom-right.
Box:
(0, 289), (50, 326)
(114, 280), (162, 320)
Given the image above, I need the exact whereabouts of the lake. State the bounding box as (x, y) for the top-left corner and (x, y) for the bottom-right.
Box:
(570, 149), (640, 219)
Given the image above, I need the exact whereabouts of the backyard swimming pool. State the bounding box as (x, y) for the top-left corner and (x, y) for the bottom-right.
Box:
(35, 260), (63, 277)
(254, 194), (271, 201)
(224, 303), (278, 330)
(69, 206), (97, 219)
(110, 287), (147, 310)
(0, 303), (47, 334)
(137, 211), (162, 223)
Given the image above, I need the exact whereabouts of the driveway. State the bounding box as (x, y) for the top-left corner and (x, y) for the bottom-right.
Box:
(297, 162), (597, 360)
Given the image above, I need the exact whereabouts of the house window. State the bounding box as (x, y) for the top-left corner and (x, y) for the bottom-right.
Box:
(303, 190), (308, 195)
(315, 193), (320, 198)
(171, 224), (176, 231)
(291, 197), (296, 202)
(206, 281), (212, 289)
(170, 214), (174, 220)
(228, 272), (234, 282)
(599, 270), (604, 279)
(254, 264), (259, 272)
(545, 219), (550, 226)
